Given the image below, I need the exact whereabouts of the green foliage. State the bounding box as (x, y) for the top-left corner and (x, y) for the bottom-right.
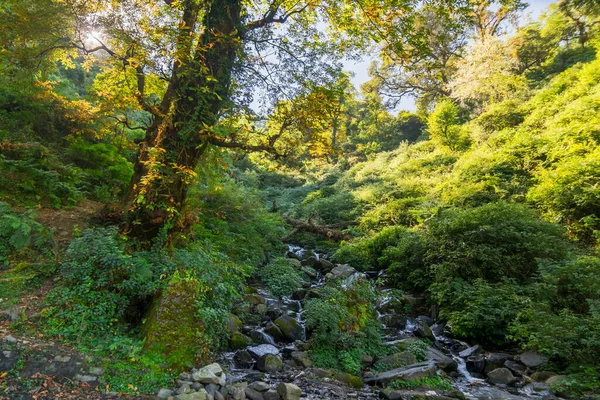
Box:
(260, 257), (304, 297)
(297, 185), (359, 225)
(388, 376), (453, 391)
(305, 279), (388, 374)
(427, 99), (466, 151)
(550, 366), (600, 400)
(0, 203), (53, 264)
(406, 339), (429, 362)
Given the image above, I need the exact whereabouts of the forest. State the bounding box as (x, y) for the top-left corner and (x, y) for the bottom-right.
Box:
(0, 0), (599, 399)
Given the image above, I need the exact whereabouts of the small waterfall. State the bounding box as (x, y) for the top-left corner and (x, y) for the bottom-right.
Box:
(454, 356), (484, 384)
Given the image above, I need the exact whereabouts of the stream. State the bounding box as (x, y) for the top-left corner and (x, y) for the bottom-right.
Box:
(211, 245), (560, 400)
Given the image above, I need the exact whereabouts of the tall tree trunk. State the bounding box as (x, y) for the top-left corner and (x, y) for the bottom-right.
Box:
(124, 0), (242, 245)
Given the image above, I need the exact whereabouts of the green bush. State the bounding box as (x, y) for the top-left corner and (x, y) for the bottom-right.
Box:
(305, 279), (387, 374)
(260, 257), (304, 297)
(0, 203), (53, 264)
(388, 376), (453, 391)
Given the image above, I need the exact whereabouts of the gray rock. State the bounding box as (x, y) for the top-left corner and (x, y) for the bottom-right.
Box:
(250, 330), (275, 345)
(264, 322), (284, 342)
(214, 391), (225, 400)
(466, 355), (485, 374)
(3, 335), (17, 343)
(427, 347), (457, 372)
(157, 388), (173, 399)
(263, 389), (281, 400)
(504, 360), (525, 377)
(363, 362), (437, 385)
(177, 383), (193, 395)
(234, 350), (254, 368)
(180, 373), (192, 381)
(291, 351), (312, 368)
(247, 344), (280, 359)
(487, 368), (517, 386)
(459, 345), (483, 359)
(546, 375), (568, 386)
(89, 367), (104, 375)
(175, 390), (208, 400)
(288, 259), (302, 268)
(273, 315), (304, 341)
(205, 383), (218, 395)
(256, 354), (283, 373)
(485, 353), (511, 373)
(54, 355), (71, 363)
(519, 351), (548, 368)
(327, 264), (356, 280)
(244, 294), (266, 305)
(277, 383), (301, 400)
(1, 307), (22, 322)
(192, 363), (225, 385)
(316, 259), (334, 272)
(414, 321), (434, 340)
(416, 315), (435, 327)
(245, 387), (264, 400)
(249, 381), (270, 392)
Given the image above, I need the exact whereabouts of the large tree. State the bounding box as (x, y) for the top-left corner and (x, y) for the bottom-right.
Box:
(2, 0), (466, 244)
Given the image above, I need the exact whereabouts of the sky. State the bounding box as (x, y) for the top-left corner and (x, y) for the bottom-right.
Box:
(343, 0), (558, 111)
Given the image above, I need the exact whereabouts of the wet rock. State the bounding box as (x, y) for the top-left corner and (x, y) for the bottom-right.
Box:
(256, 354), (283, 373)
(459, 345), (483, 359)
(157, 388), (173, 399)
(263, 323), (283, 342)
(487, 368), (517, 386)
(263, 389), (281, 400)
(249, 382), (270, 392)
(326, 264), (356, 280)
(245, 387), (264, 400)
(277, 383), (302, 400)
(192, 363), (225, 385)
(273, 315), (304, 341)
(380, 314), (407, 330)
(316, 258), (334, 272)
(227, 314), (243, 333)
(430, 323), (446, 337)
(484, 353), (511, 373)
(291, 351), (312, 368)
(291, 289), (307, 300)
(417, 315), (435, 327)
(250, 330), (275, 345)
(234, 350), (254, 368)
(363, 362), (437, 385)
(414, 321), (434, 340)
(244, 294), (266, 305)
(247, 344), (280, 359)
(231, 332), (253, 349)
(301, 256), (319, 267)
(301, 266), (318, 279)
(519, 351), (548, 369)
(334, 372), (364, 389)
(427, 347), (458, 372)
(504, 360), (525, 377)
(466, 355), (485, 374)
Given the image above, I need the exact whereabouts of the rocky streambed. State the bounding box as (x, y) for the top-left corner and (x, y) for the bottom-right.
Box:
(157, 245), (567, 400)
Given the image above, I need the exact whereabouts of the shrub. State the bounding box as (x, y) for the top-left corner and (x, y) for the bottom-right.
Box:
(427, 100), (468, 151)
(260, 257), (304, 297)
(0, 203), (53, 264)
(305, 279), (387, 374)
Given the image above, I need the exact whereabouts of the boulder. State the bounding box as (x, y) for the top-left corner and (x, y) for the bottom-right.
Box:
(192, 363), (225, 385)
(244, 294), (266, 305)
(264, 323), (284, 342)
(256, 354), (283, 373)
(316, 258), (334, 272)
(427, 347), (457, 372)
(466, 355), (485, 374)
(459, 345), (483, 359)
(291, 351), (312, 368)
(334, 372), (364, 389)
(363, 362), (437, 385)
(249, 381), (270, 392)
(327, 264), (356, 280)
(231, 332), (253, 349)
(273, 315), (304, 341)
(416, 315), (435, 327)
(288, 259), (302, 268)
(233, 350), (254, 369)
(301, 266), (318, 279)
(546, 375), (568, 386)
(484, 353), (511, 373)
(263, 389), (281, 400)
(247, 344), (280, 359)
(414, 321), (435, 341)
(227, 314), (243, 333)
(175, 390), (208, 400)
(487, 368), (517, 386)
(519, 351), (548, 369)
(301, 256), (319, 267)
(277, 383), (302, 400)
(250, 330), (275, 345)
(245, 387), (264, 400)
(504, 360), (525, 377)
(157, 388), (173, 399)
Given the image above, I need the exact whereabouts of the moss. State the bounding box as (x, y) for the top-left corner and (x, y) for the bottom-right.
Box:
(230, 332), (252, 350)
(142, 275), (205, 368)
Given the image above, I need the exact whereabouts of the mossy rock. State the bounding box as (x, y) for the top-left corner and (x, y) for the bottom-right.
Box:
(230, 332), (252, 350)
(274, 315), (304, 341)
(142, 275), (205, 368)
(334, 372), (364, 389)
(226, 313), (243, 333)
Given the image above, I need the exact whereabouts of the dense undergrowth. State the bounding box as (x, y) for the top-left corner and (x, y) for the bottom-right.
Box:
(1, 1), (600, 398)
